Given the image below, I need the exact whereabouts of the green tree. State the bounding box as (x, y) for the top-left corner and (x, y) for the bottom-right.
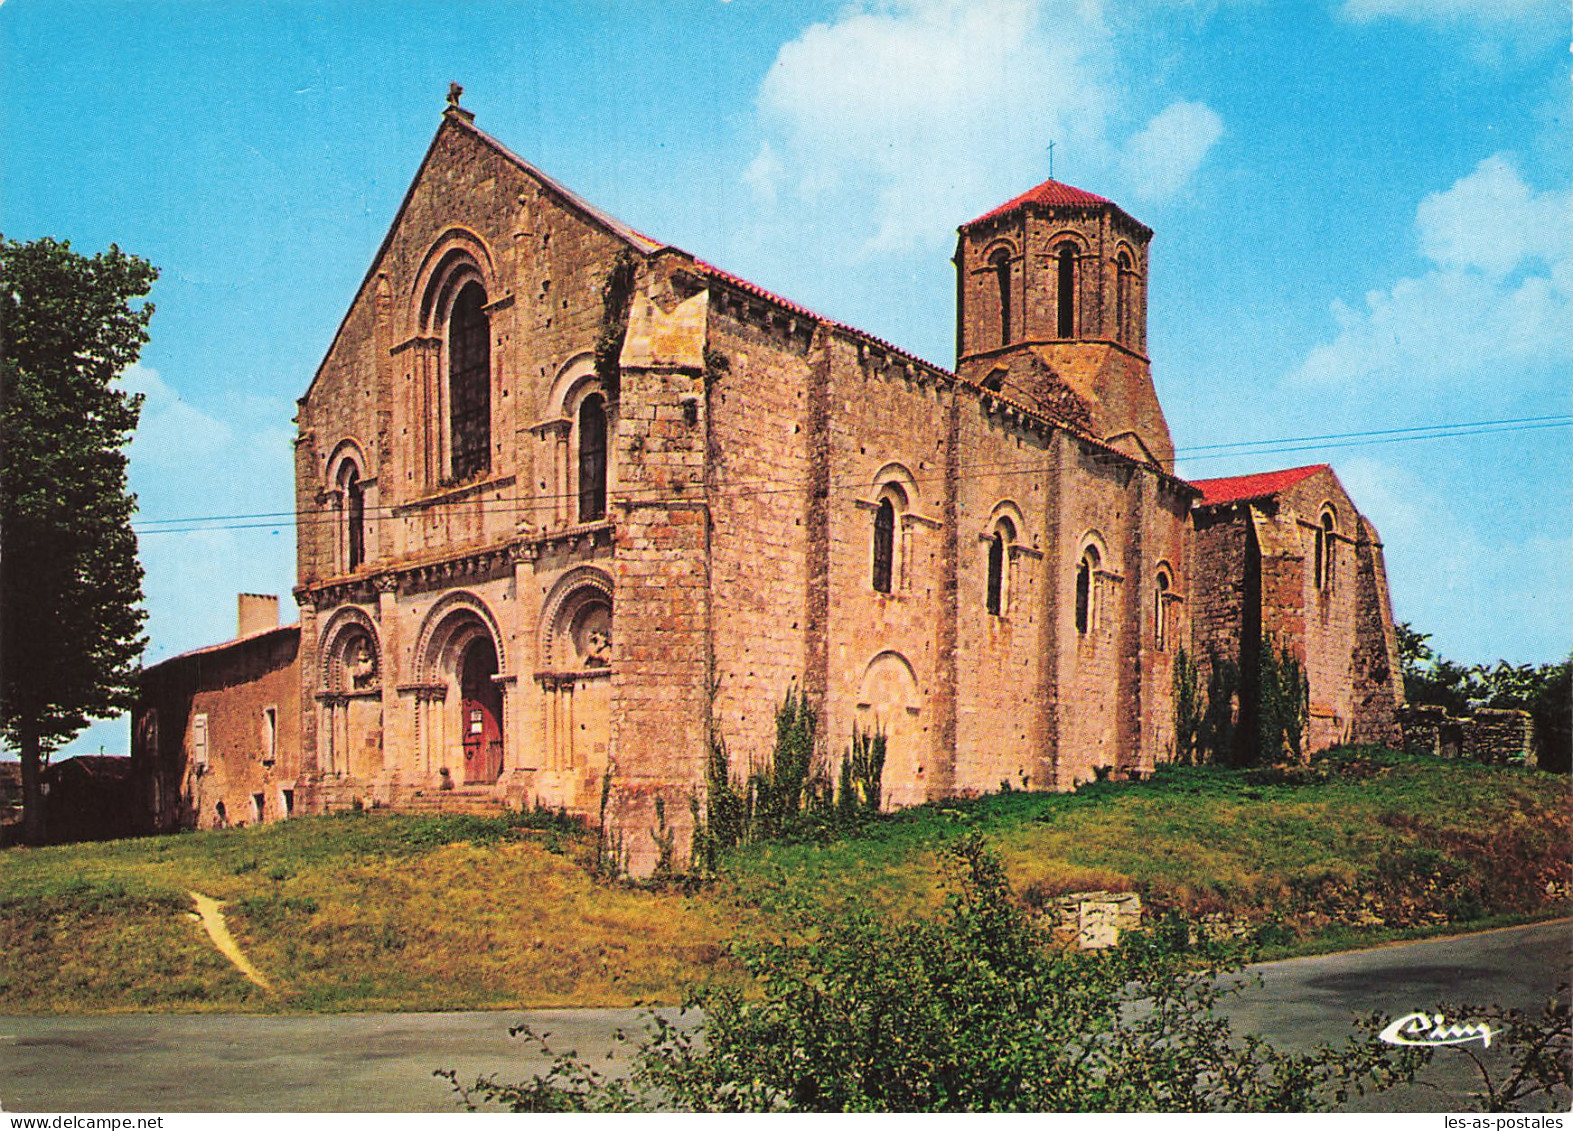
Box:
(1, 236), (154, 844)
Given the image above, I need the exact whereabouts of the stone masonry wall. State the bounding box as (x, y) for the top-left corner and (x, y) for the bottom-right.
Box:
(703, 295), (816, 774)
(951, 396), (1054, 795)
(133, 627), (302, 832)
(819, 335), (954, 808)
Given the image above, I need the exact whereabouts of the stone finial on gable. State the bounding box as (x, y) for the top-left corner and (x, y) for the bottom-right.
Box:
(444, 82), (474, 122)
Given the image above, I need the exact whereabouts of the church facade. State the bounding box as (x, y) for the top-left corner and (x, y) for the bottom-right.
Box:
(131, 97), (1403, 866)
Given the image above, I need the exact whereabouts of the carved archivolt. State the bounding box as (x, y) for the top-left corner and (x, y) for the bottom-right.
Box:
(319, 606), (381, 693)
(412, 590), (506, 682)
(412, 228), (498, 334)
(539, 566), (614, 671)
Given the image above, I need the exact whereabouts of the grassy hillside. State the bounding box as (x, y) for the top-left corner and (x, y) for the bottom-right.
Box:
(1, 747), (1567, 1013)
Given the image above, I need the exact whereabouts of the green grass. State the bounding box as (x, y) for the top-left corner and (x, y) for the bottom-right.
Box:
(1, 747), (1567, 1013)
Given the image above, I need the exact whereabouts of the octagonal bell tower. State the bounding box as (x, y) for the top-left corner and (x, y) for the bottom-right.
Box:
(954, 178), (1173, 471)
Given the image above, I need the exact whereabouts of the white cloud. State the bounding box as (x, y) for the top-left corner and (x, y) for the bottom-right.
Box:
(744, 0), (1218, 254)
(1417, 154), (1570, 277)
(119, 362), (233, 472)
(1118, 101), (1224, 202)
(1293, 155), (1572, 389)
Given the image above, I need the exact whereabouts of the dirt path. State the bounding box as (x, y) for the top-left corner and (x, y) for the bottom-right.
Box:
(189, 891), (273, 992)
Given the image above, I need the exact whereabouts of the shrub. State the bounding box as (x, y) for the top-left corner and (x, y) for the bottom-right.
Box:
(444, 836), (1427, 1112)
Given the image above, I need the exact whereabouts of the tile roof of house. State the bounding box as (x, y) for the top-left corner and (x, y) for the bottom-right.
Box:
(1190, 464), (1329, 507)
(143, 622), (301, 675)
(962, 178), (1115, 229)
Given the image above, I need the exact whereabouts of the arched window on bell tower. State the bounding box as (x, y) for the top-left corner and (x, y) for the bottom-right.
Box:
(990, 248), (1012, 347)
(1116, 251), (1134, 347)
(1057, 244), (1077, 339)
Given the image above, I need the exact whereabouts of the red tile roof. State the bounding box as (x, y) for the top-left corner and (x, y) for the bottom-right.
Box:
(1190, 464), (1328, 506)
(964, 178), (1115, 229)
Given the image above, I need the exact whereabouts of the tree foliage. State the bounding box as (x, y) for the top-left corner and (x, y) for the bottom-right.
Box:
(1, 236), (154, 842)
(444, 837), (1429, 1113)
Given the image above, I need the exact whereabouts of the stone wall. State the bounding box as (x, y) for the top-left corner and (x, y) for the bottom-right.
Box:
(1400, 704), (1533, 765)
(819, 335), (954, 807)
(133, 625), (302, 832)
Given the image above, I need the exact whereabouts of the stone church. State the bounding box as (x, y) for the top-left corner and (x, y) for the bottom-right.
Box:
(131, 94), (1404, 867)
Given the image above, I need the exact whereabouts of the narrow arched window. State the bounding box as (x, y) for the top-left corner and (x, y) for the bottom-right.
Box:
(872, 498), (895, 594)
(986, 533), (1005, 615)
(991, 249), (1012, 347)
(1315, 509), (1336, 590)
(448, 281), (491, 481)
(345, 466), (365, 570)
(1075, 547), (1099, 635)
(1116, 251), (1133, 346)
(1057, 245), (1077, 339)
(1154, 568), (1170, 651)
(578, 393), (607, 523)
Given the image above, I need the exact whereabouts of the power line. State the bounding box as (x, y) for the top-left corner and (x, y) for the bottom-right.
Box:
(132, 412), (1573, 535)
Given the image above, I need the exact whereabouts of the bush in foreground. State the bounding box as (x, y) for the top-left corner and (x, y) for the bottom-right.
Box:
(442, 835), (1429, 1112)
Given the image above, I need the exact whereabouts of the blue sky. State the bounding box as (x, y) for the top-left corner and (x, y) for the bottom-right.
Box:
(2, 0), (1568, 758)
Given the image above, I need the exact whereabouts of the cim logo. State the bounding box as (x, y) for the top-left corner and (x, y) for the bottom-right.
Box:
(1379, 1011), (1501, 1049)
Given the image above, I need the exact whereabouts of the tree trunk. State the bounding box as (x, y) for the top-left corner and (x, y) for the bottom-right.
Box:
(19, 724), (47, 845)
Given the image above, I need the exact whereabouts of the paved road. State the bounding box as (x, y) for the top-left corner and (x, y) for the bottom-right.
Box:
(1, 919), (1566, 1113)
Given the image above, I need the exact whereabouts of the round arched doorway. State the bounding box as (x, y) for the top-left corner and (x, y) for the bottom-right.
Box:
(459, 635), (504, 784)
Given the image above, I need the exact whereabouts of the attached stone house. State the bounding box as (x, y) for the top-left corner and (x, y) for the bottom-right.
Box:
(131, 95), (1403, 865)
(133, 595), (301, 832)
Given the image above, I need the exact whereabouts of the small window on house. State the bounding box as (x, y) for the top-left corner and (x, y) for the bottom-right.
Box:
(192, 713), (209, 767)
(991, 248), (1012, 347)
(1315, 509), (1337, 590)
(578, 393), (608, 523)
(872, 497), (895, 594)
(281, 789), (295, 817)
(262, 706), (278, 765)
(1057, 245), (1077, 339)
(1075, 547), (1099, 635)
(1154, 568), (1171, 651)
(448, 281), (491, 481)
(251, 793), (265, 824)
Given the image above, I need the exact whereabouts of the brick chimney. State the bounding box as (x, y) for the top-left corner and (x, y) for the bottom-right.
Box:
(237, 593), (279, 638)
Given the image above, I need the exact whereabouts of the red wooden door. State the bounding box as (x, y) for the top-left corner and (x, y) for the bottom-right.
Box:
(460, 639), (503, 784)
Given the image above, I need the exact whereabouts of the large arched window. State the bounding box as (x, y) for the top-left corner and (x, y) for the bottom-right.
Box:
(448, 281), (491, 481)
(344, 465), (365, 571)
(577, 393), (607, 522)
(1315, 507), (1337, 591)
(1075, 545), (1099, 635)
(990, 248), (1012, 347)
(1057, 244), (1077, 339)
(872, 497), (895, 594)
(330, 451), (367, 573)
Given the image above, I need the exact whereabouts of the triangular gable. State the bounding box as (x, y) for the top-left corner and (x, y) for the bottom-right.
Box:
(303, 110), (670, 402)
